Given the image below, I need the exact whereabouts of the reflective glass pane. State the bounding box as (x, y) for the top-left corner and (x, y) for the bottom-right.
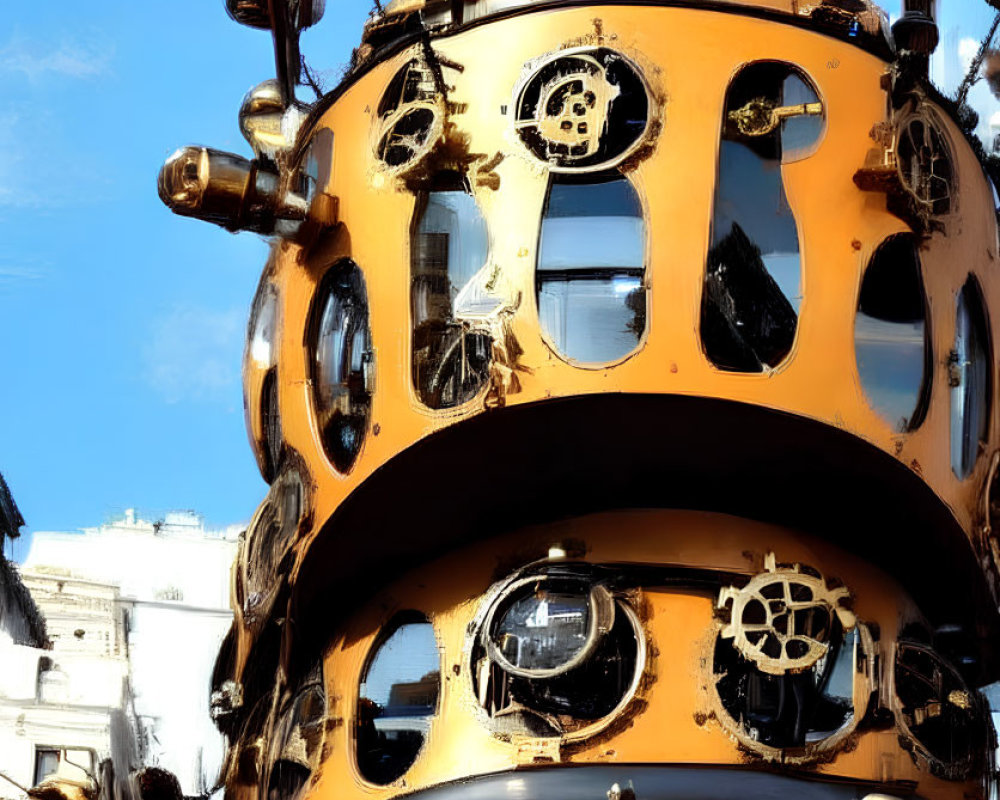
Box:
(951, 278), (992, 478)
(416, 191), (488, 290)
(537, 175), (646, 363)
(820, 628), (857, 705)
(895, 642), (986, 771)
(702, 62), (820, 372)
(494, 589), (591, 671)
(311, 260), (372, 473)
(855, 235), (929, 432)
(249, 283), (278, 369)
(411, 188), (491, 408)
(357, 618), (440, 784)
(780, 73), (823, 164)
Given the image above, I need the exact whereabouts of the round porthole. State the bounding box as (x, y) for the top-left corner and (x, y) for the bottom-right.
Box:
(513, 48), (651, 172)
(712, 555), (875, 760)
(470, 565), (644, 740)
(245, 278), (282, 482)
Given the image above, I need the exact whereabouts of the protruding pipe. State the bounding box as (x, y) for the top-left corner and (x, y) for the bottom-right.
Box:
(157, 146), (305, 234)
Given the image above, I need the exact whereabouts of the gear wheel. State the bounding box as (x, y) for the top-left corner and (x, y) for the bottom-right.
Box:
(718, 553), (856, 676)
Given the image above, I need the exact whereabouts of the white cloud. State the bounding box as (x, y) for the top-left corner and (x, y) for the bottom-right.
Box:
(0, 34), (112, 81)
(959, 36), (980, 73)
(143, 306), (244, 405)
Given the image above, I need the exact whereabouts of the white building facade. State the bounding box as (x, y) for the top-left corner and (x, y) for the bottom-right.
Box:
(0, 511), (239, 800)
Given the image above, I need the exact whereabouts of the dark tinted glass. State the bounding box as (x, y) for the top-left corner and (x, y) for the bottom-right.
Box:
(951, 278), (991, 478)
(713, 619), (857, 748)
(311, 260), (373, 473)
(895, 642), (986, 773)
(855, 235), (929, 432)
(702, 62), (822, 372)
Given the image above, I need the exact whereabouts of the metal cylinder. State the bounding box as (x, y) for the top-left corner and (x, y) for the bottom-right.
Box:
(157, 146), (293, 233)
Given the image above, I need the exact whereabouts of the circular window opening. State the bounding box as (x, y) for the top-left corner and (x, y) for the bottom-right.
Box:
(514, 48), (651, 172)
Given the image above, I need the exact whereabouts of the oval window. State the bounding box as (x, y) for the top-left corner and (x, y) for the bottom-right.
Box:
(310, 260), (374, 474)
(356, 615), (440, 784)
(245, 279), (282, 482)
(536, 173), (647, 364)
(376, 60), (443, 171)
(894, 642), (986, 776)
(855, 234), (930, 432)
(411, 186), (492, 408)
(951, 277), (992, 478)
(701, 62), (823, 372)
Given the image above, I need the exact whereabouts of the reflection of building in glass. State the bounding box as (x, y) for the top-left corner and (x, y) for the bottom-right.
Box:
(386, 672), (439, 714)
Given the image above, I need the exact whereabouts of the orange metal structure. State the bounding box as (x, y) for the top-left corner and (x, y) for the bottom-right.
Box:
(160, 1), (1000, 799)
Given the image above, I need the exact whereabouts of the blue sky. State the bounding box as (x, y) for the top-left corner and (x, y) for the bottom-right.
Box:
(0, 1), (370, 560)
(0, 0), (997, 561)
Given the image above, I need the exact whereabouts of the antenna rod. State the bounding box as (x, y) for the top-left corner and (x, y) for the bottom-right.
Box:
(267, 0), (299, 104)
(956, 11), (1000, 108)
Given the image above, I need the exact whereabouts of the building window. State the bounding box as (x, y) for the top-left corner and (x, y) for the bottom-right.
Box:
(855, 234), (930, 432)
(701, 62), (823, 372)
(309, 259), (374, 474)
(951, 277), (992, 478)
(34, 749), (60, 785)
(356, 615), (440, 785)
(536, 173), (646, 364)
(411, 185), (491, 407)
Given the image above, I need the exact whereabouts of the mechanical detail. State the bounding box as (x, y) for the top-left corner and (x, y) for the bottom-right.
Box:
(375, 59), (445, 171)
(727, 98), (823, 137)
(718, 553), (855, 675)
(896, 113), (954, 217)
(470, 565), (645, 741)
(513, 48), (650, 171)
(894, 641), (988, 778)
(210, 680), (245, 722)
(533, 55), (618, 160)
